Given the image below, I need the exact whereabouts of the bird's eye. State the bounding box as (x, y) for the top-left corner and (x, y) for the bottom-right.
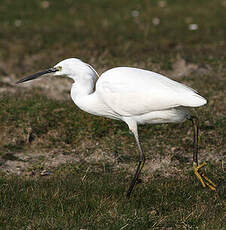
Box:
(56, 66), (62, 71)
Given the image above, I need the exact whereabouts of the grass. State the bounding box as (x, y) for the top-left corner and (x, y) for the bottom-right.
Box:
(0, 0), (225, 229)
(0, 165), (225, 229)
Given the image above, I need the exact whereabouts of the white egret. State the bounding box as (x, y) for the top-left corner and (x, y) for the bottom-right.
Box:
(16, 58), (216, 197)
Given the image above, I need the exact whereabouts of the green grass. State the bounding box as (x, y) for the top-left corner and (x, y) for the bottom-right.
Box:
(0, 165), (225, 230)
(0, 0), (225, 229)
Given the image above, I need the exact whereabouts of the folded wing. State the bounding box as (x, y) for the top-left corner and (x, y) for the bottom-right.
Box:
(96, 67), (206, 116)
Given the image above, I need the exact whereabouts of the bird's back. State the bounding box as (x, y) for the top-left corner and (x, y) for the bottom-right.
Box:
(96, 67), (206, 116)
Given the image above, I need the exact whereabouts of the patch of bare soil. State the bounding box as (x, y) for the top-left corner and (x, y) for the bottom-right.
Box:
(0, 150), (79, 176)
(0, 144), (222, 177)
(169, 55), (212, 79)
(1, 73), (72, 100)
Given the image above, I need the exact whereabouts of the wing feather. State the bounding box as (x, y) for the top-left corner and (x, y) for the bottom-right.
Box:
(96, 67), (206, 116)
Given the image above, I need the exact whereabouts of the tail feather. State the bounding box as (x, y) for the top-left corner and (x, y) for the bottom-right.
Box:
(182, 93), (207, 107)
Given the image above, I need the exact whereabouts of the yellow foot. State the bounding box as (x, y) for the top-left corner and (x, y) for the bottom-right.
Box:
(193, 162), (217, 191)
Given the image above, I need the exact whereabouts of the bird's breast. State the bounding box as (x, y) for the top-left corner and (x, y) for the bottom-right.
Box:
(71, 91), (121, 120)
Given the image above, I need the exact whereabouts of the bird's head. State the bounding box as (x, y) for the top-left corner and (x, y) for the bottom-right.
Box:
(16, 58), (98, 84)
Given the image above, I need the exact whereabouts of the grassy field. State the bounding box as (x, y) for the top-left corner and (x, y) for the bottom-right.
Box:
(0, 0), (225, 229)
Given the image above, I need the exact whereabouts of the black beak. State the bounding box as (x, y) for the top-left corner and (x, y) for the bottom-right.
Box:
(16, 67), (59, 84)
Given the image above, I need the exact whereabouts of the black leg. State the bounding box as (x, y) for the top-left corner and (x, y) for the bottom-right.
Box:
(126, 133), (146, 198)
(189, 116), (199, 165)
(188, 116), (216, 190)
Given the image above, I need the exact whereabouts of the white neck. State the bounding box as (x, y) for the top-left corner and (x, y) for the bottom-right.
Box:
(70, 74), (103, 117)
(67, 63), (103, 116)
(67, 61), (98, 96)
(71, 72), (97, 97)
(69, 68), (117, 119)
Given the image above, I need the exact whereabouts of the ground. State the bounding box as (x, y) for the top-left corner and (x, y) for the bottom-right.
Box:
(0, 0), (225, 229)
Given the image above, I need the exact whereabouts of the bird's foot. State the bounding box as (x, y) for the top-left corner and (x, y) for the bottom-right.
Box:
(193, 162), (216, 191)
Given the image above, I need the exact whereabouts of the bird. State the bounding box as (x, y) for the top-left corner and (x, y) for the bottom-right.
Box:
(16, 58), (216, 197)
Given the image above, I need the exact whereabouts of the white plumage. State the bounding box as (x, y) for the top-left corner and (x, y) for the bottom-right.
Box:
(17, 58), (216, 197)
(59, 59), (206, 129)
(96, 67), (206, 119)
